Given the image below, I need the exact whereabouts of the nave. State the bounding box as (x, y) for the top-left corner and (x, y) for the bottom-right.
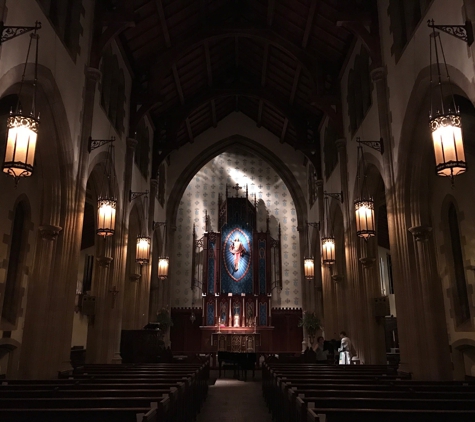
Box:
(0, 357), (475, 421)
(196, 378), (271, 422)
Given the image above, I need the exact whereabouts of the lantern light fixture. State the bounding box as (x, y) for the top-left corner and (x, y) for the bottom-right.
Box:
(134, 192), (151, 266)
(2, 22), (41, 186)
(428, 20), (468, 184)
(154, 221), (169, 280)
(322, 194), (337, 265)
(354, 144), (376, 240)
(136, 235), (151, 265)
(96, 143), (117, 237)
(304, 222), (319, 280)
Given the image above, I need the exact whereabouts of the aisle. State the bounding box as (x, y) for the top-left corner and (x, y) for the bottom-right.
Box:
(196, 378), (272, 422)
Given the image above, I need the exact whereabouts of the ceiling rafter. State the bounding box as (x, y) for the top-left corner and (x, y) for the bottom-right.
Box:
(204, 40), (212, 86)
(302, 0), (318, 49)
(186, 118), (194, 143)
(257, 99), (264, 127)
(154, 0), (171, 48)
(146, 25), (321, 93)
(280, 118), (288, 144)
(289, 63), (301, 106)
(261, 43), (270, 87)
(211, 99), (217, 127)
(160, 83), (316, 149)
(172, 64), (185, 105)
(267, 0), (275, 27)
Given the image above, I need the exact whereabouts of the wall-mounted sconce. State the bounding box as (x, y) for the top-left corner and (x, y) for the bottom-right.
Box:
(129, 190), (148, 202)
(356, 137), (384, 154)
(88, 136), (115, 153)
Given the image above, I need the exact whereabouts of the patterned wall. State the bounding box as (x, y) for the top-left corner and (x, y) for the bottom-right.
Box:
(173, 148), (302, 308)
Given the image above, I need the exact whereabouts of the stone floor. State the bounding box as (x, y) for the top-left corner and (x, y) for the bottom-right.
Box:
(196, 377), (272, 422)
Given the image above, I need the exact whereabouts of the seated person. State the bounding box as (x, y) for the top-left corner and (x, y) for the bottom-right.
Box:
(314, 336), (329, 362)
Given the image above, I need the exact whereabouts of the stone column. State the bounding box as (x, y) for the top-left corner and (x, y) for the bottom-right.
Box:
(19, 224), (62, 378)
(370, 67), (430, 376)
(147, 180), (159, 320)
(314, 180), (324, 320)
(408, 225), (452, 380)
(335, 138), (361, 357)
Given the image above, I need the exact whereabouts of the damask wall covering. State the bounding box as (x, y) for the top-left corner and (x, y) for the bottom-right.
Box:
(172, 147), (302, 308)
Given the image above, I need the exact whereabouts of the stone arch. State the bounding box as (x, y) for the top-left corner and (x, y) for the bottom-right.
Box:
(0, 63), (75, 228)
(166, 135), (307, 229)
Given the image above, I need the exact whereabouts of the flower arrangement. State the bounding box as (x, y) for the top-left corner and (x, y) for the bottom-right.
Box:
(298, 311), (321, 336)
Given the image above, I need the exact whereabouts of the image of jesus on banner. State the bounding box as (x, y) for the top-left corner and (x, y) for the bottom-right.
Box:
(229, 237), (246, 272)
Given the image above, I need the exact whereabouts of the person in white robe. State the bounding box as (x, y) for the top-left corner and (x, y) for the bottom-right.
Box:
(338, 331), (352, 365)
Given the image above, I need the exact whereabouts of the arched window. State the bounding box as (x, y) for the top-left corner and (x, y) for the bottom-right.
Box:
(1, 202), (29, 327)
(448, 203), (471, 326)
(38, 0), (83, 59)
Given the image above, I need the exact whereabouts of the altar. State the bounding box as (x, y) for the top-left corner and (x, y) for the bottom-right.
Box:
(211, 331), (260, 353)
(193, 185), (281, 340)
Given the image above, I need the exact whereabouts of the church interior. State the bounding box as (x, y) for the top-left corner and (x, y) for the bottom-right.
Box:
(1, 0), (475, 420)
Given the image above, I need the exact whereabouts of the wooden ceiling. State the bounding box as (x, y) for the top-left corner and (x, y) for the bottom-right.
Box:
(109, 0), (378, 175)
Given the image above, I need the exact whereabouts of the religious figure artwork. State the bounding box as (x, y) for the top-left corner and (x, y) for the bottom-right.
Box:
(223, 228), (251, 282)
(229, 237), (246, 272)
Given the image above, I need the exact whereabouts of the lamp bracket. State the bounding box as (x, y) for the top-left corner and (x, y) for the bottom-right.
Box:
(88, 136), (115, 153)
(153, 221), (166, 231)
(0, 21), (41, 45)
(308, 222), (320, 230)
(356, 137), (384, 154)
(324, 191), (343, 203)
(428, 19), (473, 46)
(129, 190), (148, 202)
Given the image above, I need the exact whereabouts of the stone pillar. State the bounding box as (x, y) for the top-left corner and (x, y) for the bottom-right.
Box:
(335, 138), (361, 358)
(408, 225), (452, 380)
(298, 224), (309, 312)
(19, 224), (62, 378)
(313, 180), (324, 320)
(370, 67), (432, 376)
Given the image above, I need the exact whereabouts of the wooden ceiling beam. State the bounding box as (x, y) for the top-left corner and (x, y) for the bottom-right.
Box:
(302, 0), (317, 49)
(235, 36), (239, 67)
(172, 64), (185, 105)
(204, 40), (213, 86)
(145, 26), (321, 93)
(289, 63), (301, 106)
(280, 118), (288, 144)
(154, 0), (171, 48)
(267, 0), (275, 27)
(186, 118), (194, 143)
(211, 99), (217, 127)
(261, 43), (269, 87)
(257, 99), (264, 127)
(162, 83), (313, 146)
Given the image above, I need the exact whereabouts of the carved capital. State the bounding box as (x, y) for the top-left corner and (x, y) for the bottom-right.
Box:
(408, 225), (432, 242)
(39, 225), (62, 241)
(335, 138), (347, 151)
(359, 257), (376, 269)
(96, 256), (113, 267)
(370, 66), (387, 82)
(150, 178), (159, 190)
(86, 67), (102, 82)
(331, 274), (343, 282)
(129, 273), (141, 282)
(126, 137), (138, 150)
